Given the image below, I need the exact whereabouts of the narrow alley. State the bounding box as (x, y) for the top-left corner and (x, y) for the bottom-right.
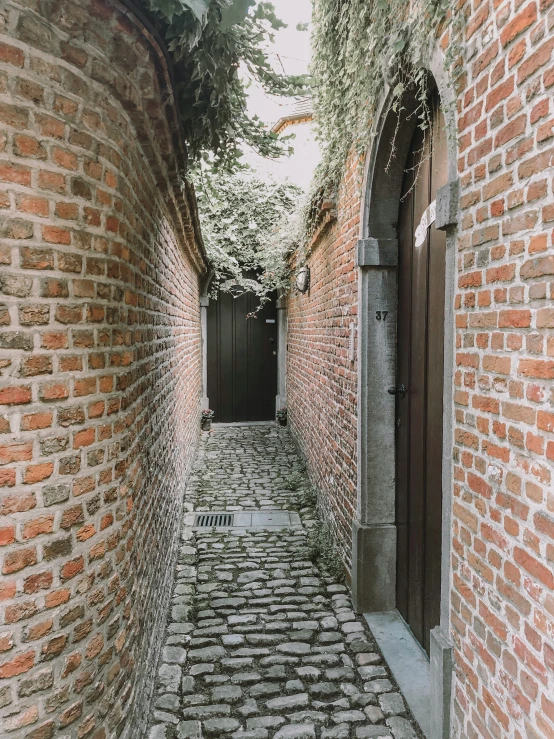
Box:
(2, 0), (554, 735)
(147, 425), (421, 739)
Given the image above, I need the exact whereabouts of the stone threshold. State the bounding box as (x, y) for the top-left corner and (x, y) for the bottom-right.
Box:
(364, 611), (430, 738)
(183, 509), (302, 529)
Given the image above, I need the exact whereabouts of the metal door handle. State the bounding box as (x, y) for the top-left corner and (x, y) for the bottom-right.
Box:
(388, 384), (406, 399)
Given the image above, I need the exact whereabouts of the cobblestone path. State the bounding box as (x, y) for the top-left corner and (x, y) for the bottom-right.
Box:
(147, 424), (422, 739)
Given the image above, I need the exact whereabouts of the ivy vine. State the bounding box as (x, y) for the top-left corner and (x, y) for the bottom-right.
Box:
(193, 167), (303, 305)
(137, 0), (459, 294)
(307, 0), (456, 230)
(139, 0), (309, 171)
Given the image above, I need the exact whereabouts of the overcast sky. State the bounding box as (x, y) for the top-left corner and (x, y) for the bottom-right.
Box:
(242, 0), (319, 188)
(245, 0), (313, 126)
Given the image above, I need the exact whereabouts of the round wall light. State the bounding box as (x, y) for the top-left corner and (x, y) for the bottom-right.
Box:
(296, 266), (310, 294)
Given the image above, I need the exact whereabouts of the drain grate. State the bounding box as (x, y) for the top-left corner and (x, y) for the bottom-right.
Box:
(185, 510), (302, 529)
(194, 513), (234, 528)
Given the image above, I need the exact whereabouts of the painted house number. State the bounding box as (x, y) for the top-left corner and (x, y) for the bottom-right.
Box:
(376, 311), (388, 321)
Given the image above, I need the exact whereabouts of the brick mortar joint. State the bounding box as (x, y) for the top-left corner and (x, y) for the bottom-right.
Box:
(111, 0), (209, 272)
(3, 0), (207, 273)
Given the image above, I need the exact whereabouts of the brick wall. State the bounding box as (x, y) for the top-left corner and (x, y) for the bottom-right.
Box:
(287, 154), (361, 574)
(0, 1), (205, 737)
(288, 0), (554, 736)
(452, 1), (554, 736)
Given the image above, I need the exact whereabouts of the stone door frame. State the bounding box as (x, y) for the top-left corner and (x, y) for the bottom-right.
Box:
(200, 270), (215, 412)
(351, 50), (459, 739)
(276, 291), (288, 413)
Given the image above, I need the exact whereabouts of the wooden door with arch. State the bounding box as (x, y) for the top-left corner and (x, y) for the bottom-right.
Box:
(395, 89), (448, 656)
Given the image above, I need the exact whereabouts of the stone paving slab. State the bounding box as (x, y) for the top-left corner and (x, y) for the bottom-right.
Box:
(147, 425), (423, 739)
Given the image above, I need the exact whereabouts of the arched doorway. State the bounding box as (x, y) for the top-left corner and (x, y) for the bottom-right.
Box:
(352, 74), (458, 736)
(395, 90), (448, 655)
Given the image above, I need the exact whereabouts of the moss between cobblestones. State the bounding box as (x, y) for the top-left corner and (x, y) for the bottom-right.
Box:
(284, 471), (306, 494)
(284, 471), (345, 582)
(307, 521), (345, 583)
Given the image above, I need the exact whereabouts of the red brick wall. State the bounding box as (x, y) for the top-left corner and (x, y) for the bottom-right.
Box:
(0, 2), (204, 737)
(288, 1), (554, 736)
(287, 155), (361, 573)
(452, 1), (554, 736)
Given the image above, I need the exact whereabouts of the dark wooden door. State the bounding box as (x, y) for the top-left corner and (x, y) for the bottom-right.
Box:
(207, 290), (278, 423)
(395, 92), (447, 656)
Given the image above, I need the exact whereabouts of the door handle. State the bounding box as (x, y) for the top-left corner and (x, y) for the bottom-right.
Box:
(388, 384), (406, 399)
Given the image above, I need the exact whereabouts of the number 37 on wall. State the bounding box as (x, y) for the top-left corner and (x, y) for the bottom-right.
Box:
(375, 311), (388, 321)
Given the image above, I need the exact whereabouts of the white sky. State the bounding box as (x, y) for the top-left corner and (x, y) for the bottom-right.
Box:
(245, 0), (313, 125)
(243, 0), (319, 189)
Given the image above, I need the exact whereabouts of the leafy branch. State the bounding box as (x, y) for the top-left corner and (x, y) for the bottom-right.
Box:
(139, 0), (310, 171)
(306, 0), (456, 234)
(192, 166), (303, 306)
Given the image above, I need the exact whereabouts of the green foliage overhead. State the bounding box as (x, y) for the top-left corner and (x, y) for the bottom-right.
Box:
(308, 0), (454, 219)
(139, 0), (309, 170)
(193, 167), (303, 305)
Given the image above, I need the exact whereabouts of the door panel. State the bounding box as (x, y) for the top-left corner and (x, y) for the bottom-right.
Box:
(233, 293), (249, 417)
(207, 290), (278, 423)
(424, 108), (448, 644)
(396, 92), (447, 656)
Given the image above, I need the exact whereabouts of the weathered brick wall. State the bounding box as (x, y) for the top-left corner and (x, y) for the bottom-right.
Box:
(0, 1), (204, 737)
(451, 1), (554, 736)
(287, 155), (361, 574)
(288, 1), (554, 736)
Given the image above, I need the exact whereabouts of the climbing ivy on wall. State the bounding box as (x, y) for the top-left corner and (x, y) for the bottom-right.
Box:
(193, 167), (303, 303)
(139, 0), (308, 170)
(308, 0), (456, 225)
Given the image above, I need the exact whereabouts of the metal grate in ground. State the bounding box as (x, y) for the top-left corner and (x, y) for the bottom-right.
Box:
(185, 509), (301, 529)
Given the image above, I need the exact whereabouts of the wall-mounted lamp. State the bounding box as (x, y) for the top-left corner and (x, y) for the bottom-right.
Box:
(296, 266), (310, 294)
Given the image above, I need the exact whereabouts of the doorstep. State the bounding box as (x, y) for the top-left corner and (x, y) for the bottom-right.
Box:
(364, 610), (431, 738)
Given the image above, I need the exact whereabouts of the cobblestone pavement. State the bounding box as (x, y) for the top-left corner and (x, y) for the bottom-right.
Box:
(147, 424), (423, 739)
